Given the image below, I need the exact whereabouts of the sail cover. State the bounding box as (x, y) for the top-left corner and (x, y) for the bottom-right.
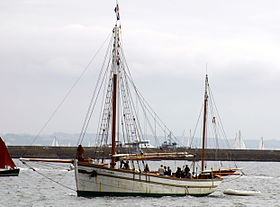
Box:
(0, 137), (16, 168)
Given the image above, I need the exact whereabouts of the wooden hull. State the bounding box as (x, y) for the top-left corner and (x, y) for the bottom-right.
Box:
(0, 168), (20, 177)
(75, 161), (222, 197)
(209, 169), (241, 176)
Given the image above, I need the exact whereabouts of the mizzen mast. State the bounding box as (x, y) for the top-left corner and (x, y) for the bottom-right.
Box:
(201, 74), (208, 172)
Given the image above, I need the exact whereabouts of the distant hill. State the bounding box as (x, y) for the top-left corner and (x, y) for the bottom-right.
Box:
(1, 132), (280, 149)
(0, 132), (94, 147)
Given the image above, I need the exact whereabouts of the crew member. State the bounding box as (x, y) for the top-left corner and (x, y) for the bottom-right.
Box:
(76, 144), (85, 161)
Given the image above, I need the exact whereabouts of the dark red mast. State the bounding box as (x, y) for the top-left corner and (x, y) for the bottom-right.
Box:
(201, 75), (208, 172)
(110, 20), (121, 168)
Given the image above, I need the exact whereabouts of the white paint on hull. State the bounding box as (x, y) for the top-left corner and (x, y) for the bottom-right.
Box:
(75, 161), (222, 196)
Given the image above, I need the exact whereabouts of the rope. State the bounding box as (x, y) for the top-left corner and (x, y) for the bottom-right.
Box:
(20, 160), (76, 192)
(122, 61), (181, 146)
(21, 32), (112, 157)
(190, 103), (203, 148)
(222, 174), (244, 183)
(119, 41), (182, 146)
(77, 34), (113, 145)
(208, 85), (231, 148)
(208, 84), (238, 167)
(26, 160), (72, 170)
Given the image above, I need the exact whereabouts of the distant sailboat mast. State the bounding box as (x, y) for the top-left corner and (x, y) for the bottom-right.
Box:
(187, 129), (193, 148)
(258, 136), (264, 150)
(239, 131), (246, 149)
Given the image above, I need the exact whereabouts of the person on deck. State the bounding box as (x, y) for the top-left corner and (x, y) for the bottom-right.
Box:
(167, 166), (172, 176)
(76, 144), (85, 161)
(164, 166), (168, 175)
(175, 167), (182, 178)
(144, 163), (150, 172)
(158, 164), (164, 175)
(184, 164), (191, 178)
(124, 160), (129, 169)
(120, 160), (125, 169)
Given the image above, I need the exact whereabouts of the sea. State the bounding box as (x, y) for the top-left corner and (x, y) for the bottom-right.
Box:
(1, 160), (279, 207)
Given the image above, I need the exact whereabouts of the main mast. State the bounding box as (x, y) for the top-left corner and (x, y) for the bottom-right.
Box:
(201, 74), (208, 172)
(110, 4), (121, 168)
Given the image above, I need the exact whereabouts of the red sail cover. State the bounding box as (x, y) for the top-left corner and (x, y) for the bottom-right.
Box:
(0, 137), (16, 168)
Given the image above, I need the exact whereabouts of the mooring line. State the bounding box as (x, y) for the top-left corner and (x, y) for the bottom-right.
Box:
(20, 160), (76, 192)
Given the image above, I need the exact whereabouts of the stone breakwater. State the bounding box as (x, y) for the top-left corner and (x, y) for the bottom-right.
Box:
(7, 146), (280, 161)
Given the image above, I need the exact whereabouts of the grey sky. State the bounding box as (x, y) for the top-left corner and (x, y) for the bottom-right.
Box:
(1, 0), (280, 141)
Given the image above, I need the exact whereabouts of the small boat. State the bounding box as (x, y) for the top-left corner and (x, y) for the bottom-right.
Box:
(223, 189), (261, 196)
(0, 137), (20, 176)
(204, 169), (241, 176)
(161, 136), (177, 149)
(124, 139), (155, 148)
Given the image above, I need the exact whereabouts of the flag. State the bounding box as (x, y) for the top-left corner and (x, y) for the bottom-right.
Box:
(212, 116), (216, 124)
(114, 4), (120, 20)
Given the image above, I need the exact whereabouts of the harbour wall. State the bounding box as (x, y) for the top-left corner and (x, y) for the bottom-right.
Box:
(8, 146), (280, 161)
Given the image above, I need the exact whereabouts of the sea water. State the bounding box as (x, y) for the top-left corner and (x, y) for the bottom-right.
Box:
(0, 160), (279, 207)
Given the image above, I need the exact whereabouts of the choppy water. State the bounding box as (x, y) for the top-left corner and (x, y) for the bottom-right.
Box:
(1, 160), (279, 207)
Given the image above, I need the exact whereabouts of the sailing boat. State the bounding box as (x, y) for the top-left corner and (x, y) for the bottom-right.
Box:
(195, 75), (241, 176)
(74, 3), (223, 197)
(258, 137), (264, 150)
(233, 130), (246, 149)
(51, 137), (59, 147)
(0, 137), (20, 176)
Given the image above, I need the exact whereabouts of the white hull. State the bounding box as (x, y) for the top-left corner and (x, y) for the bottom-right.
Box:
(75, 161), (222, 197)
(224, 189), (261, 196)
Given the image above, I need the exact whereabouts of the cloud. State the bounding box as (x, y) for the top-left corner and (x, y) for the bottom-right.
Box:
(0, 0), (280, 142)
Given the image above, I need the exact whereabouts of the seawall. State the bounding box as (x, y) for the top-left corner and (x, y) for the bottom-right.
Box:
(8, 146), (280, 161)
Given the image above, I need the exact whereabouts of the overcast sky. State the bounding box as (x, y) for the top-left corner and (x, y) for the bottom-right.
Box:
(1, 0), (280, 142)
